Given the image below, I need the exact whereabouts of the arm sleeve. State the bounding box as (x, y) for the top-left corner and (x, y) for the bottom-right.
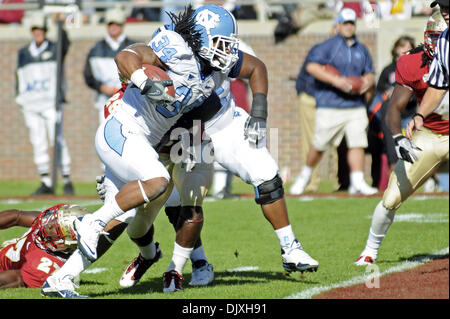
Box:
(394, 55), (412, 89)
(427, 33), (449, 89)
(307, 42), (329, 65)
(83, 49), (102, 93)
(362, 46), (375, 74)
(61, 27), (70, 61)
(228, 50), (244, 78)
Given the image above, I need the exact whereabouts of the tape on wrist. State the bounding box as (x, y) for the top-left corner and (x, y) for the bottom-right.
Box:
(130, 68), (148, 91)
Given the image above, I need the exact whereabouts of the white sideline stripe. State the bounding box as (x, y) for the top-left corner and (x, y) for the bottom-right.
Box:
(284, 247), (449, 299)
(366, 212), (449, 223)
(227, 266), (259, 272)
(84, 267), (109, 274)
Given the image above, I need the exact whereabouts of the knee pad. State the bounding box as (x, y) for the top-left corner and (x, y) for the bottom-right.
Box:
(130, 224), (154, 247)
(176, 206), (204, 230)
(165, 206), (181, 231)
(254, 175), (284, 205)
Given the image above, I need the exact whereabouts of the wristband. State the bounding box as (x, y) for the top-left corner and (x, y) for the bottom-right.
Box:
(130, 68), (148, 90)
(392, 134), (404, 143)
(413, 113), (425, 121)
(250, 93), (268, 119)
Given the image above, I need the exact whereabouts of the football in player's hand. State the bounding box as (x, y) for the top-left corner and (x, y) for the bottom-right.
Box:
(323, 64), (340, 76)
(346, 76), (363, 94)
(142, 64), (175, 97)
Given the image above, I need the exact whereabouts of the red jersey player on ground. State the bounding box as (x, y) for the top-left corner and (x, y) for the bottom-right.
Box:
(0, 204), (88, 288)
(355, 10), (449, 266)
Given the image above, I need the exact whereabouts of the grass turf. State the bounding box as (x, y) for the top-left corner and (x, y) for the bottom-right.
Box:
(0, 192), (447, 299)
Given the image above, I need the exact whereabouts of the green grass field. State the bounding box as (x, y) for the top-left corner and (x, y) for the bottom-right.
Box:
(0, 179), (448, 299)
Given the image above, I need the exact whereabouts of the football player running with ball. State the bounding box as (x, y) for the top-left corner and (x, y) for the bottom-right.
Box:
(42, 5), (318, 297)
(119, 5), (318, 292)
(355, 4), (449, 266)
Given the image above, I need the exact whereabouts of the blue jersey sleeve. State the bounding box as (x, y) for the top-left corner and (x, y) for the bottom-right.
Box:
(228, 50), (244, 78)
(308, 40), (331, 65)
(361, 45), (375, 75)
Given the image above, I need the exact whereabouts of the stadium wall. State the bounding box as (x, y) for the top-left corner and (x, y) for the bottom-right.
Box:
(0, 17), (427, 182)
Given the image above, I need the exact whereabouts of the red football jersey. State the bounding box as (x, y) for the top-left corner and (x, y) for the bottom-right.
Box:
(0, 228), (67, 288)
(396, 50), (449, 135)
(104, 82), (128, 119)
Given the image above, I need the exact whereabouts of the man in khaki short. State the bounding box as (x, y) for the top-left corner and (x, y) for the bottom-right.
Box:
(290, 8), (378, 196)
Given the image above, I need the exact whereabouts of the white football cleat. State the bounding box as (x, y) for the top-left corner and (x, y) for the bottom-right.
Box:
(163, 270), (184, 293)
(119, 243), (162, 287)
(281, 239), (319, 273)
(354, 252), (377, 266)
(189, 260), (214, 286)
(41, 275), (87, 299)
(73, 214), (107, 262)
(289, 175), (309, 195)
(349, 183), (378, 195)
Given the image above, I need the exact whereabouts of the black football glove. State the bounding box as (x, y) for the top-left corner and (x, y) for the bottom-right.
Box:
(393, 135), (422, 164)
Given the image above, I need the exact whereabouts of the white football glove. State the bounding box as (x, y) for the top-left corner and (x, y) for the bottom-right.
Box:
(96, 175), (106, 202)
(244, 116), (267, 146)
(393, 135), (422, 164)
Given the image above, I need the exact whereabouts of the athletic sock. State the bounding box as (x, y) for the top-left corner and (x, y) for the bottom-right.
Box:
(52, 249), (91, 280)
(190, 245), (207, 263)
(41, 174), (52, 188)
(350, 171), (365, 187)
(363, 201), (396, 256)
(139, 241), (157, 260)
(274, 224), (297, 249)
(299, 165), (313, 182)
(92, 197), (124, 226)
(167, 242), (193, 274)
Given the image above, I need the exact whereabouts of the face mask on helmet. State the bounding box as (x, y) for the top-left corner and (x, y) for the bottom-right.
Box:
(194, 5), (240, 73)
(424, 11), (446, 58)
(34, 204), (89, 253)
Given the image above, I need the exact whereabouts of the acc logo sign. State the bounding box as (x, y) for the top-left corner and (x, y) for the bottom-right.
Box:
(195, 9), (220, 33)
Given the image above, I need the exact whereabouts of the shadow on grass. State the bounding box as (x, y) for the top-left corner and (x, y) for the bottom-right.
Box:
(87, 270), (320, 298)
(398, 251), (449, 263)
(374, 251), (449, 266)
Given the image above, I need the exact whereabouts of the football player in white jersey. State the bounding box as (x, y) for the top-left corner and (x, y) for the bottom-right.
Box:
(120, 5), (318, 292)
(42, 5), (317, 297)
(40, 4), (237, 298)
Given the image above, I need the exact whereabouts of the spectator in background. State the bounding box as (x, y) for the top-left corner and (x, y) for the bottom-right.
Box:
(0, 0), (24, 24)
(84, 8), (136, 126)
(15, 11), (74, 196)
(367, 35), (416, 190)
(376, 0), (414, 20)
(274, 2), (336, 44)
(128, 0), (161, 22)
(290, 8), (378, 196)
(289, 45), (323, 194)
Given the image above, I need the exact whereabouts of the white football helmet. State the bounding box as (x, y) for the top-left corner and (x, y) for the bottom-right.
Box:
(424, 11), (447, 58)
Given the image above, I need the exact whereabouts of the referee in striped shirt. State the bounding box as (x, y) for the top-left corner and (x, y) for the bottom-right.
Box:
(406, 0), (449, 139)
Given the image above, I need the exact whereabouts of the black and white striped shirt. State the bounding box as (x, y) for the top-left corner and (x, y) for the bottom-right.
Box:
(428, 28), (449, 89)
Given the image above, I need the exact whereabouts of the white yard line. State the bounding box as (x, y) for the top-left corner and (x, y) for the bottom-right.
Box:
(227, 266), (259, 272)
(284, 246), (449, 299)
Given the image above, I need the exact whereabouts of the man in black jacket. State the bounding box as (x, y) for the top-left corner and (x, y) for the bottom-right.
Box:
(84, 8), (136, 125)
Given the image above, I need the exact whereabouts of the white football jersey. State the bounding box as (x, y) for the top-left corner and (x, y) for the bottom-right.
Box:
(117, 26), (234, 146)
